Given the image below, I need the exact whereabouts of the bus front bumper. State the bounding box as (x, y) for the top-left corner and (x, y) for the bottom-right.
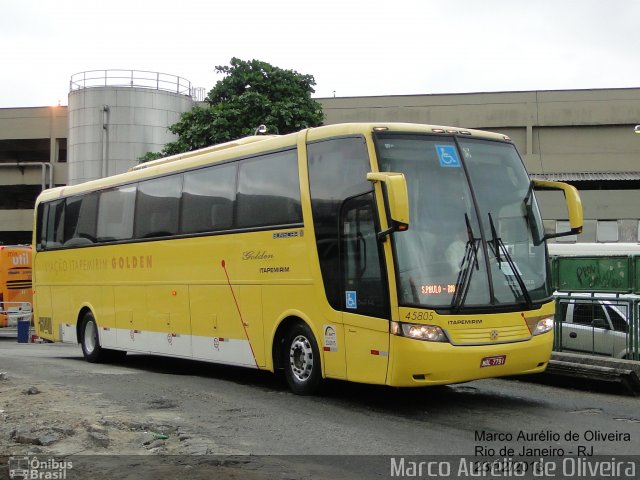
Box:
(386, 332), (553, 387)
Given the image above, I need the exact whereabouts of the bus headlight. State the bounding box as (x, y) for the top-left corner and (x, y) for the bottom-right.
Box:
(392, 321), (448, 342)
(533, 317), (554, 336)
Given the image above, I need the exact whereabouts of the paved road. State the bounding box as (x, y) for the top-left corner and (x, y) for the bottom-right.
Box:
(1, 338), (639, 478)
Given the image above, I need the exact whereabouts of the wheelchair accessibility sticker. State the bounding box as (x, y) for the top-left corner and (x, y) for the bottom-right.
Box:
(436, 144), (461, 167)
(346, 291), (357, 309)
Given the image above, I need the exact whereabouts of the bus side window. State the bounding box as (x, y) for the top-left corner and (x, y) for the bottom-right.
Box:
(45, 199), (65, 249)
(341, 192), (389, 318)
(236, 150), (302, 229)
(63, 193), (98, 246)
(36, 203), (48, 251)
(97, 186), (136, 242)
(135, 176), (182, 239)
(181, 163), (236, 234)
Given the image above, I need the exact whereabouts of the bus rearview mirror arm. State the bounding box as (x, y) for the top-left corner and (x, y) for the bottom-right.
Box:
(366, 172), (410, 241)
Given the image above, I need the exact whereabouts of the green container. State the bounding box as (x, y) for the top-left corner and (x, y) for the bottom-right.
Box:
(634, 257), (640, 294)
(556, 256), (631, 293)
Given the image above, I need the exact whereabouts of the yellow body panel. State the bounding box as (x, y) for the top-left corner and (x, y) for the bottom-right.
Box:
(33, 230), (314, 368)
(344, 313), (390, 384)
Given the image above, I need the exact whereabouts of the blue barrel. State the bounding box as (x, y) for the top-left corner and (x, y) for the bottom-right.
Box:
(17, 318), (30, 343)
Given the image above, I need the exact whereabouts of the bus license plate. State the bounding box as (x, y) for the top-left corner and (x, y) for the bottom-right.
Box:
(480, 355), (506, 368)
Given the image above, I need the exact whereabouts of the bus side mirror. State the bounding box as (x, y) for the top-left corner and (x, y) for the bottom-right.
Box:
(533, 179), (583, 241)
(366, 172), (409, 239)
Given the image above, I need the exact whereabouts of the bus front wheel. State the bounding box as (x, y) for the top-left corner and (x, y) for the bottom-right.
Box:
(283, 323), (323, 395)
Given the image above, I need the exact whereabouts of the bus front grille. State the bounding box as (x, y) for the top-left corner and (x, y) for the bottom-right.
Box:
(447, 325), (531, 345)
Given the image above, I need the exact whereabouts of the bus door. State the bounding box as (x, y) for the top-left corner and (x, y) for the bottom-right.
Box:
(340, 192), (390, 384)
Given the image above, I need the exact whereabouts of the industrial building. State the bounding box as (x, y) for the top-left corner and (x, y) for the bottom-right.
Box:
(1, 73), (639, 245)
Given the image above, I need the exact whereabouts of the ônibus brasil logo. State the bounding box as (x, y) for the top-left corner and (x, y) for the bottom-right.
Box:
(8, 456), (73, 479)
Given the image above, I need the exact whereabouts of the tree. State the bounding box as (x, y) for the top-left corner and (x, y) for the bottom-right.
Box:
(140, 58), (324, 161)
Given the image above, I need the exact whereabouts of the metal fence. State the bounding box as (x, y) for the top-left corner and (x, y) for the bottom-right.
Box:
(70, 70), (195, 98)
(554, 293), (639, 361)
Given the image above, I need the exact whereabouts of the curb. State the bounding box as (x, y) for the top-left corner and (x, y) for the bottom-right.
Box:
(545, 352), (640, 395)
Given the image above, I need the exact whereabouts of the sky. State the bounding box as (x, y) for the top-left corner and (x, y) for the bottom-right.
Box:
(1, 0), (639, 108)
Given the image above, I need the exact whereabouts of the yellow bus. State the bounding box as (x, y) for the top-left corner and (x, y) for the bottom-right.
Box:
(32, 123), (582, 394)
(0, 245), (32, 327)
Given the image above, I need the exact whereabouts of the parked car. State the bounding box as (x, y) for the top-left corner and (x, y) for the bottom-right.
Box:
(556, 296), (631, 359)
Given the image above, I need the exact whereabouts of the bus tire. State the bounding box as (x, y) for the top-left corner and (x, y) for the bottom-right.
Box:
(283, 322), (323, 395)
(80, 312), (106, 363)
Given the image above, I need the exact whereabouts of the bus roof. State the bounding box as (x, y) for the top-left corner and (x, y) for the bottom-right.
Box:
(129, 134), (281, 172)
(35, 122), (511, 205)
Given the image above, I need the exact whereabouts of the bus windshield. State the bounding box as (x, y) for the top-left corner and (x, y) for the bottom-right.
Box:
(376, 134), (550, 311)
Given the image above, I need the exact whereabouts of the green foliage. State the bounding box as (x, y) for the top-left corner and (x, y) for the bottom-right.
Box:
(137, 151), (165, 163)
(139, 58), (324, 162)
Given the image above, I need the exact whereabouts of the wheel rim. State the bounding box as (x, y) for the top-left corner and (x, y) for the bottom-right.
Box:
(84, 320), (97, 354)
(289, 334), (313, 382)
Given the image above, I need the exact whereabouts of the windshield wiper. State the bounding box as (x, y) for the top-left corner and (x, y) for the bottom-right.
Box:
(487, 213), (532, 307)
(451, 214), (480, 312)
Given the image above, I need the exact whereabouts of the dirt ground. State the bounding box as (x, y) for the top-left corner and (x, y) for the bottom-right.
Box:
(0, 370), (338, 480)
(0, 366), (229, 455)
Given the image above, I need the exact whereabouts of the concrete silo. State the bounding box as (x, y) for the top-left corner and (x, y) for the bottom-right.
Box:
(67, 70), (199, 185)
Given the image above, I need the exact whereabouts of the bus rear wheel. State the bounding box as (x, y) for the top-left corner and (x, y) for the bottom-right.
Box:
(80, 312), (125, 363)
(283, 323), (323, 395)
(80, 312), (105, 363)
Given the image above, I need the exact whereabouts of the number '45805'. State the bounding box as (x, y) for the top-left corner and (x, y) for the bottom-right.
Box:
(404, 311), (434, 322)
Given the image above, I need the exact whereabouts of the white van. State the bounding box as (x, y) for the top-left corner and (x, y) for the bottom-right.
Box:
(556, 295), (632, 359)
